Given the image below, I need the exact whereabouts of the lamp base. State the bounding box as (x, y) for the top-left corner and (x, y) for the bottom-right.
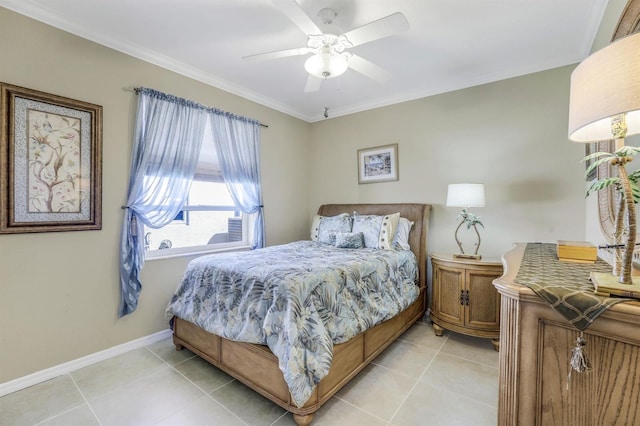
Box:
(590, 272), (640, 299)
(453, 253), (482, 260)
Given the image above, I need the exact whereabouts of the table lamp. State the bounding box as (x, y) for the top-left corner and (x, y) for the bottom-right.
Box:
(446, 183), (485, 260)
(568, 31), (640, 296)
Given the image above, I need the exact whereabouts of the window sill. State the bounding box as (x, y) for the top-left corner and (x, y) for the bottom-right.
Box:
(145, 243), (251, 261)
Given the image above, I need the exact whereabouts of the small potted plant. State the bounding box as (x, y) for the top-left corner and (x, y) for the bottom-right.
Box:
(585, 146), (640, 284)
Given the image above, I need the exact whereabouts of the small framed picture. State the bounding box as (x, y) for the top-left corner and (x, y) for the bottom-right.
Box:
(357, 143), (398, 184)
(0, 83), (102, 233)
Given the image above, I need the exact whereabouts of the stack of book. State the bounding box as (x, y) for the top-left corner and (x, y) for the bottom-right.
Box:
(556, 240), (597, 263)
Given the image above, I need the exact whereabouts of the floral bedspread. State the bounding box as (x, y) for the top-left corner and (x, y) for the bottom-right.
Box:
(165, 241), (419, 407)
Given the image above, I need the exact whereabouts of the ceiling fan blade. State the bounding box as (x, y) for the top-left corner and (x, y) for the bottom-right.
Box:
(242, 47), (311, 61)
(304, 75), (323, 92)
(342, 12), (409, 47)
(347, 54), (391, 83)
(272, 0), (322, 35)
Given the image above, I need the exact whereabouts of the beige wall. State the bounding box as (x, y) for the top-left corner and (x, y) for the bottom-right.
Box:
(0, 1), (626, 385)
(308, 65), (587, 260)
(307, 0), (631, 260)
(0, 8), (310, 383)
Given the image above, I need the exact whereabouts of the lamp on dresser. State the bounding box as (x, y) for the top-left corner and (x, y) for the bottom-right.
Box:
(568, 31), (640, 296)
(446, 183), (485, 260)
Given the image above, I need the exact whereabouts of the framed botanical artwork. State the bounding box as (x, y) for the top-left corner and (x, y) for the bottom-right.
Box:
(357, 143), (399, 184)
(0, 83), (102, 233)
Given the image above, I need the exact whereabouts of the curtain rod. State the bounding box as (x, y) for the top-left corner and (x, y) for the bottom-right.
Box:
(124, 86), (268, 128)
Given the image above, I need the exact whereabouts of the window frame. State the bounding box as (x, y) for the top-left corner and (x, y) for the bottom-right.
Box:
(144, 151), (250, 259)
(144, 205), (250, 260)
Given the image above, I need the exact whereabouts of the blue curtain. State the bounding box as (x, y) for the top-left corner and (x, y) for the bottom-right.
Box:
(119, 88), (207, 317)
(210, 112), (265, 249)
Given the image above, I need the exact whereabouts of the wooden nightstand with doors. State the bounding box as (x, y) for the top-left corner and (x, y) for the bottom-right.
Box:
(429, 253), (503, 351)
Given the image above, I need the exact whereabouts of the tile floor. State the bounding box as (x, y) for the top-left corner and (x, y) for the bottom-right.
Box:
(0, 320), (499, 426)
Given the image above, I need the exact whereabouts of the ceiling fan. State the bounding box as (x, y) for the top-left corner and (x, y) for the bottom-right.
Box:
(243, 0), (410, 92)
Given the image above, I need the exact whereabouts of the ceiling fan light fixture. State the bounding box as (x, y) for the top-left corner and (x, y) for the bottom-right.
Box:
(304, 52), (348, 79)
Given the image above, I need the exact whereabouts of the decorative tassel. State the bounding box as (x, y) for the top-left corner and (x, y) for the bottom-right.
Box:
(567, 331), (591, 389)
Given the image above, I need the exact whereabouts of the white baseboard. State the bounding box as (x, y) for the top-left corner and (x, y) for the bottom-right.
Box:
(0, 329), (172, 398)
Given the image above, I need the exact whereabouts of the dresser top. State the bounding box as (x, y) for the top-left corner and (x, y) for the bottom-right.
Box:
(493, 243), (640, 324)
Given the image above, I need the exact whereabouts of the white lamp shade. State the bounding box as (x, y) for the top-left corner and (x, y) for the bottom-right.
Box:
(446, 183), (485, 208)
(568, 31), (640, 142)
(304, 53), (348, 79)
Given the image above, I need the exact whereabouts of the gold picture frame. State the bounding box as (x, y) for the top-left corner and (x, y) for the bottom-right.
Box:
(0, 83), (102, 233)
(357, 143), (399, 184)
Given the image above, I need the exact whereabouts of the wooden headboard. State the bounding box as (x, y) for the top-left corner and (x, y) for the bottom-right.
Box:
(317, 203), (432, 296)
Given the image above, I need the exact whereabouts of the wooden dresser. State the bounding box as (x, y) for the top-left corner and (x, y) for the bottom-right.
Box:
(493, 243), (640, 426)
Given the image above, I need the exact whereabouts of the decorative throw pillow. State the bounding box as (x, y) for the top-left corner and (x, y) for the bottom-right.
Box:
(352, 212), (400, 250)
(392, 217), (414, 251)
(310, 213), (352, 245)
(335, 232), (365, 249)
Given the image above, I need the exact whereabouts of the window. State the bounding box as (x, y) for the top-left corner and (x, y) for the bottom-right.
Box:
(144, 122), (248, 257)
(120, 87), (263, 316)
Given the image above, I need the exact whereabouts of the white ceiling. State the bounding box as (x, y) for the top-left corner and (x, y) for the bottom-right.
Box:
(1, 0), (609, 122)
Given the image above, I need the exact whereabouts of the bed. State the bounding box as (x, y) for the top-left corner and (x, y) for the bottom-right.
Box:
(167, 203), (431, 425)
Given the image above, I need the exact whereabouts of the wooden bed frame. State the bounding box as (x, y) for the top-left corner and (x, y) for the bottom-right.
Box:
(172, 203), (431, 425)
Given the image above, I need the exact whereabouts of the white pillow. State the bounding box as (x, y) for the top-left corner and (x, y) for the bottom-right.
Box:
(392, 217), (414, 250)
(310, 213), (352, 245)
(352, 212), (400, 250)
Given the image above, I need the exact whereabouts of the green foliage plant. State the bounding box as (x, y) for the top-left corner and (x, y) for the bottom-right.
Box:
(584, 146), (640, 284)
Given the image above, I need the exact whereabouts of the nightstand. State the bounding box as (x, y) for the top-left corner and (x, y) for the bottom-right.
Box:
(430, 253), (503, 351)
